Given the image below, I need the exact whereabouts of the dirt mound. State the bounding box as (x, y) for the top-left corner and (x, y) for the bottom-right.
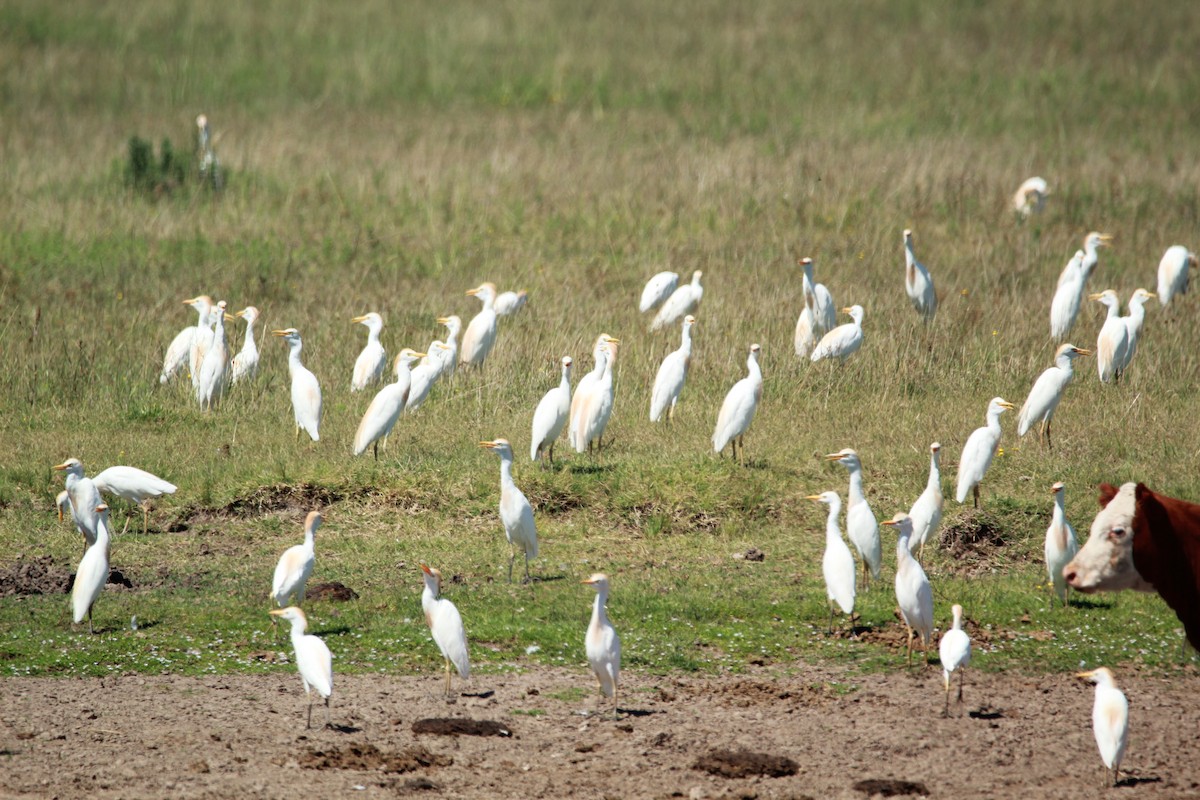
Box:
(0, 555), (72, 596)
(938, 509), (1013, 575)
(306, 581), (359, 602)
(852, 778), (930, 797)
(411, 718), (512, 737)
(298, 743), (451, 772)
(220, 483), (348, 518)
(693, 748), (798, 778)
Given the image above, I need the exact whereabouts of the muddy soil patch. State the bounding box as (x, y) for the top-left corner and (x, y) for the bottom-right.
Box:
(306, 581), (359, 602)
(298, 743), (451, 772)
(693, 748), (798, 778)
(0, 555), (72, 596)
(411, 718), (512, 737)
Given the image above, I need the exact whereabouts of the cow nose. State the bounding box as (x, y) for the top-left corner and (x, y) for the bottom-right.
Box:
(1063, 569), (1077, 586)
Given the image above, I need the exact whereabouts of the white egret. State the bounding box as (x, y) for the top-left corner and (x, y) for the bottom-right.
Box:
(712, 343), (762, 464)
(160, 295), (212, 384)
(54, 458), (101, 549)
(189, 302), (217, 389)
(1078, 232), (1113, 282)
(480, 439), (538, 582)
(801, 257), (837, 333)
(229, 306), (260, 385)
(1017, 344), (1090, 447)
(420, 564), (470, 699)
(405, 342), (449, 414)
(807, 492), (856, 634)
(1050, 251), (1086, 341)
(1055, 248), (1085, 291)
(1117, 288), (1155, 377)
(195, 300), (229, 410)
(582, 573), (621, 717)
(435, 315), (462, 378)
(1077, 667), (1129, 787)
(273, 328), (322, 441)
(460, 283), (499, 368)
(810, 305), (864, 364)
(639, 271), (678, 313)
(1156, 245), (1195, 308)
(569, 335), (615, 452)
(1046, 482), (1078, 606)
(573, 339), (620, 455)
(650, 315), (694, 423)
(938, 604), (971, 716)
(1090, 290), (1128, 384)
(92, 465), (177, 535)
(907, 443), (943, 561)
(650, 270), (703, 331)
(271, 510), (321, 608)
(1013, 176), (1049, 218)
(883, 513), (933, 668)
(72, 503), (111, 634)
(955, 397), (1014, 507)
(826, 449), (881, 590)
(354, 349), (424, 458)
(55, 490), (70, 522)
(350, 312), (386, 392)
(903, 229), (937, 321)
(794, 298), (818, 359)
(268, 606), (333, 729)
(531, 356), (573, 464)
(494, 289), (528, 317)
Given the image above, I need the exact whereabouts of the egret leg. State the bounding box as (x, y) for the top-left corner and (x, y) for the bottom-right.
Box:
(972, 484), (980, 509)
(324, 695), (331, 728)
(88, 606), (94, 635)
(612, 685), (620, 720)
(523, 552), (532, 584)
(1046, 417), (1053, 450)
(373, 441), (379, 461)
(508, 548), (516, 583)
(142, 503), (150, 536)
(306, 692), (314, 729)
(295, 425), (301, 441)
(943, 678), (950, 718)
(957, 667), (965, 706)
(827, 601), (835, 635)
(444, 657), (453, 699)
(548, 442), (555, 466)
(120, 514), (131, 536)
(905, 625), (913, 669)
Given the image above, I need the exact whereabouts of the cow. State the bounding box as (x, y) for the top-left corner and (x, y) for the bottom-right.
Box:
(1064, 482), (1200, 648)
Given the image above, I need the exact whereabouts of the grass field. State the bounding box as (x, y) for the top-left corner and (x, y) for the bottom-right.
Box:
(2, 0), (1200, 683)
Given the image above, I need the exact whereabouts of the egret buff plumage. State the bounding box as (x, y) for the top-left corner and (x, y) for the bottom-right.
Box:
(460, 283), (499, 367)
(271, 511), (322, 608)
(160, 295), (212, 384)
(229, 306), (260, 385)
(903, 229), (937, 321)
(1077, 667), (1129, 788)
(582, 573), (621, 717)
(1090, 290), (1128, 384)
(1045, 482), (1078, 606)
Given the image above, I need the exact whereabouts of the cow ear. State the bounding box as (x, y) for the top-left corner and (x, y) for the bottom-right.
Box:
(1098, 483), (1119, 507)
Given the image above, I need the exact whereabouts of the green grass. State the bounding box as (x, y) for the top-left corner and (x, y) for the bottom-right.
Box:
(2, 0), (1199, 683)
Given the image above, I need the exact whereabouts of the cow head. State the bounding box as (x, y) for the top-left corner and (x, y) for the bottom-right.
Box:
(1064, 482), (1154, 593)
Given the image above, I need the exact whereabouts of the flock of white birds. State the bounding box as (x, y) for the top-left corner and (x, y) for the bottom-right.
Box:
(51, 178), (1195, 781)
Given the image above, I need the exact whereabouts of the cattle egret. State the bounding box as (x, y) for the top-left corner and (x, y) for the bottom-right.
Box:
(272, 510), (321, 609)
(531, 356), (573, 464)
(1017, 345), (1090, 447)
(1077, 667), (1129, 787)
(908, 443), (943, 561)
(883, 513), (933, 668)
(72, 503), (111, 634)
(1090, 290), (1128, 384)
(436, 315), (462, 378)
(582, 573), (621, 717)
(1046, 482), (1078, 606)
(269, 606), (333, 729)
(569, 335), (615, 452)
(939, 604), (971, 716)
(1117, 288), (1155, 377)
(1156, 245), (1195, 308)
(460, 283), (499, 367)
(639, 271), (679, 313)
(807, 492), (856, 634)
(955, 397), (1014, 507)
(1078, 232), (1113, 282)
(480, 439), (538, 582)
(160, 295), (212, 384)
(903, 229), (937, 321)
(421, 564), (470, 699)
(273, 328), (322, 441)
(803, 257), (837, 332)
(195, 300), (229, 410)
(811, 305), (864, 363)
(1013, 176), (1049, 218)
(55, 490), (70, 521)
(712, 343), (762, 464)
(649, 315), (694, 423)
(229, 306), (260, 385)
(405, 342), (450, 414)
(354, 349), (424, 458)
(494, 289), (528, 317)
(92, 465), (177, 535)
(826, 449), (881, 590)
(1050, 251), (1087, 341)
(196, 113), (221, 188)
(572, 338), (620, 455)
(189, 302), (217, 389)
(651, 270), (703, 331)
(350, 312), (386, 392)
(55, 458), (102, 549)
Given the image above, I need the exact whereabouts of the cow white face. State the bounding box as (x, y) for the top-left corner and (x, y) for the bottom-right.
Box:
(1064, 483), (1154, 593)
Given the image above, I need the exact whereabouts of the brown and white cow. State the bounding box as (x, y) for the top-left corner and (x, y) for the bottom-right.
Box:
(1065, 482), (1200, 648)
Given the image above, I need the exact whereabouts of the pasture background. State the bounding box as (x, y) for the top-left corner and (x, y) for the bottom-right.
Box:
(1, 0), (1199, 681)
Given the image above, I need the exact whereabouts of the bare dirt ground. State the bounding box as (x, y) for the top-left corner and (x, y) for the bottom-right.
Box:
(2, 664), (1197, 799)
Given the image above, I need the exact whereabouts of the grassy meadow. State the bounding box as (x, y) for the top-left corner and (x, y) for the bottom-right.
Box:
(2, 0), (1200, 683)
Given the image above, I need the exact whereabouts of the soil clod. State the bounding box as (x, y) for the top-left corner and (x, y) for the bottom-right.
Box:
(692, 748), (798, 779)
(299, 743), (451, 772)
(306, 581), (359, 602)
(411, 718), (512, 737)
(852, 778), (930, 797)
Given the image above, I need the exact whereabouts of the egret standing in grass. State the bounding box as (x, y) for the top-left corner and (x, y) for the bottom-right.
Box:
(436, 315), (462, 378)
(639, 271), (678, 313)
(353, 349), (424, 458)
(1017, 344), (1090, 447)
(269, 606), (333, 729)
(883, 513), (933, 668)
(350, 312), (386, 392)
(195, 299), (229, 411)
(939, 604), (971, 716)
(229, 306), (260, 385)
(480, 439), (538, 582)
(72, 503), (111, 634)
(273, 328), (322, 441)
(405, 342), (450, 414)
(810, 306), (864, 364)
(903, 229), (937, 322)
(531, 356), (573, 465)
(461, 283), (499, 368)
(955, 397), (1014, 507)
(712, 343), (762, 464)
(826, 449), (880, 591)
(1078, 667), (1129, 788)
(272, 510), (321, 609)
(1013, 176), (1049, 218)
(421, 564), (470, 699)
(907, 443), (943, 561)
(1117, 288), (1156, 377)
(808, 492), (856, 634)
(160, 295), (212, 385)
(569, 335), (614, 452)
(1046, 482), (1078, 607)
(649, 315), (694, 423)
(189, 301), (216, 389)
(1078, 231), (1113, 282)
(577, 339), (619, 455)
(494, 289), (528, 317)
(582, 573), (621, 717)
(1156, 245), (1195, 308)
(92, 464), (177, 535)
(795, 257), (835, 357)
(1050, 251), (1087, 341)
(55, 458), (102, 549)
(1090, 290), (1128, 384)
(651, 270), (703, 331)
